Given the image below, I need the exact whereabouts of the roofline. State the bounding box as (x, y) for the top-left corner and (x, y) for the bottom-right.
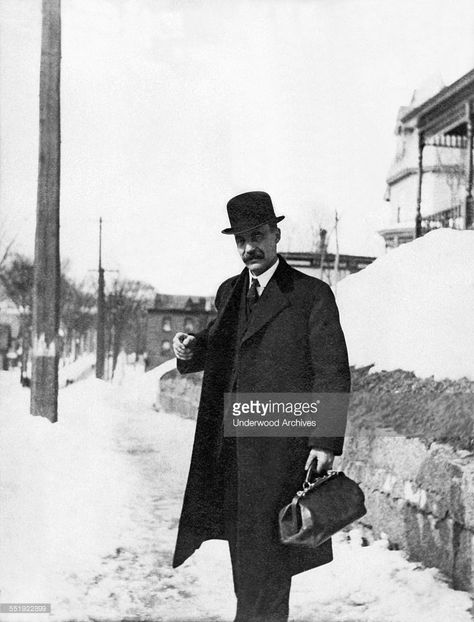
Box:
(386, 163), (462, 186)
(154, 295), (214, 301)
(378, 225), (415, 235)
(401, 68), (474, 124)
(147, 307), (215, 314)
(281, 251), (376, 262)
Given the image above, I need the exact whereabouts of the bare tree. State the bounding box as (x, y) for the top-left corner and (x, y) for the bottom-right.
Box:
(105, 279), (155, 376)
(60, 275), (96, 360)
(0, 254), (34, 384)
(1, 254), (100, 380)
(0, 218), (19, 273)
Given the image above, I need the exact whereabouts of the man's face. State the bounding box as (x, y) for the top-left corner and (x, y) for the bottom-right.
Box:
(234, 223), (281, 276)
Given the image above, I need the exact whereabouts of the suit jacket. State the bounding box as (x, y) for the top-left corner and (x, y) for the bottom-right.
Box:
(173, 255), (351, 576)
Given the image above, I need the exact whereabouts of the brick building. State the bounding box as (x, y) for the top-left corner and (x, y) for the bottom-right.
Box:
(146, 294), (216, 370)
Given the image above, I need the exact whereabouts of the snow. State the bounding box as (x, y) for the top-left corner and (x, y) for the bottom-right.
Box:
(336, 229), (474, 380)
(58, 354), (95, 387)
(0, 368), (472, 621)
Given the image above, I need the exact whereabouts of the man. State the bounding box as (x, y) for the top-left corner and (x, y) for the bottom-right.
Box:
(172, 191), (350, 622)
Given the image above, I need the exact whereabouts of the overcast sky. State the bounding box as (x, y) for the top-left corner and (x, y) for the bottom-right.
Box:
(1, 0), (474, 295)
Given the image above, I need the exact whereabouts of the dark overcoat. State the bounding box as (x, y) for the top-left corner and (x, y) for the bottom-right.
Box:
(172, 255), (350, 577)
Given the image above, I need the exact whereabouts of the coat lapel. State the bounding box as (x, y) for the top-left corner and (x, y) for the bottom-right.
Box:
(209, 268), (248, 337)
(241, 257), (291, 344)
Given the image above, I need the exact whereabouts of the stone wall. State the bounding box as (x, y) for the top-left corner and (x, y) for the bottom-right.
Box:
(159, 370), (474, 592)
(159, 369), (203, 419)
(340, 427), (474, 592)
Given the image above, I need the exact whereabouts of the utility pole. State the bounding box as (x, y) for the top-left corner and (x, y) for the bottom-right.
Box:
(31, 0), (61, 422)
(319, 228), (327, 280)
(96, 218), (105, 379)
(333, 211), (340, 294)
(93, 218), (118, 380)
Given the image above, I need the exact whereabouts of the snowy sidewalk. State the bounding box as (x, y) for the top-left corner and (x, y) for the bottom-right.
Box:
(0, 369), (472, 622)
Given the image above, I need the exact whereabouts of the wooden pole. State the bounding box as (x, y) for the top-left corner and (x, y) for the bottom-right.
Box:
(31, 0), (61, 422)
(333, 211), (340, 294)
(415, 131), (424, 238)
(319, 228), (327, 280)
(96, 218), (105, 379)
(466, 102), (473, 229)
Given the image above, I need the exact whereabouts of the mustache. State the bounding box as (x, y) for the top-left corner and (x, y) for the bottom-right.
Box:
(243, 250), (265, 261)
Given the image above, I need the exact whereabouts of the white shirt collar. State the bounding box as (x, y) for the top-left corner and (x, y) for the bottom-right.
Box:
(248, 257), (279, 291)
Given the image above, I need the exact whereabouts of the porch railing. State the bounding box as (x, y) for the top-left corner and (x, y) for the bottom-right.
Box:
(425, 135), (468, 149)
(421, 204), (463, 232)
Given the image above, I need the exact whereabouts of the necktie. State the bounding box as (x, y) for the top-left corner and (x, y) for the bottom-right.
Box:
(246, 277), (260, 316)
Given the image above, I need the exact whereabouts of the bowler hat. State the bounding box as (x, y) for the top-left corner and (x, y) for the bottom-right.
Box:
(221, 191), (285, 235)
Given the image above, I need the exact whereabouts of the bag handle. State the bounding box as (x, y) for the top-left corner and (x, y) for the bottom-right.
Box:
(304, 459), (318, 486)
(304, 458), (326, 488)
(303, 459), (338, 492)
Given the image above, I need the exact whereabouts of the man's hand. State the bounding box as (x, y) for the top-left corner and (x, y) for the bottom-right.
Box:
(173, 332), (196, 361)
(305, 448), (334, 474)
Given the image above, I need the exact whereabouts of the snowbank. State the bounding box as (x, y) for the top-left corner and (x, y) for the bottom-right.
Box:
(0, 369), (472, 621)
(58, 353), (95, 387)
(0, 373), (135, 610)
(336, 229), (474, 380)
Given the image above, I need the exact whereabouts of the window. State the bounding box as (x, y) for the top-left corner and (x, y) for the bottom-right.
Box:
(161, 340), (171, 355)
(184, 317), (194, 332)
(162, 316), (171, 332)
